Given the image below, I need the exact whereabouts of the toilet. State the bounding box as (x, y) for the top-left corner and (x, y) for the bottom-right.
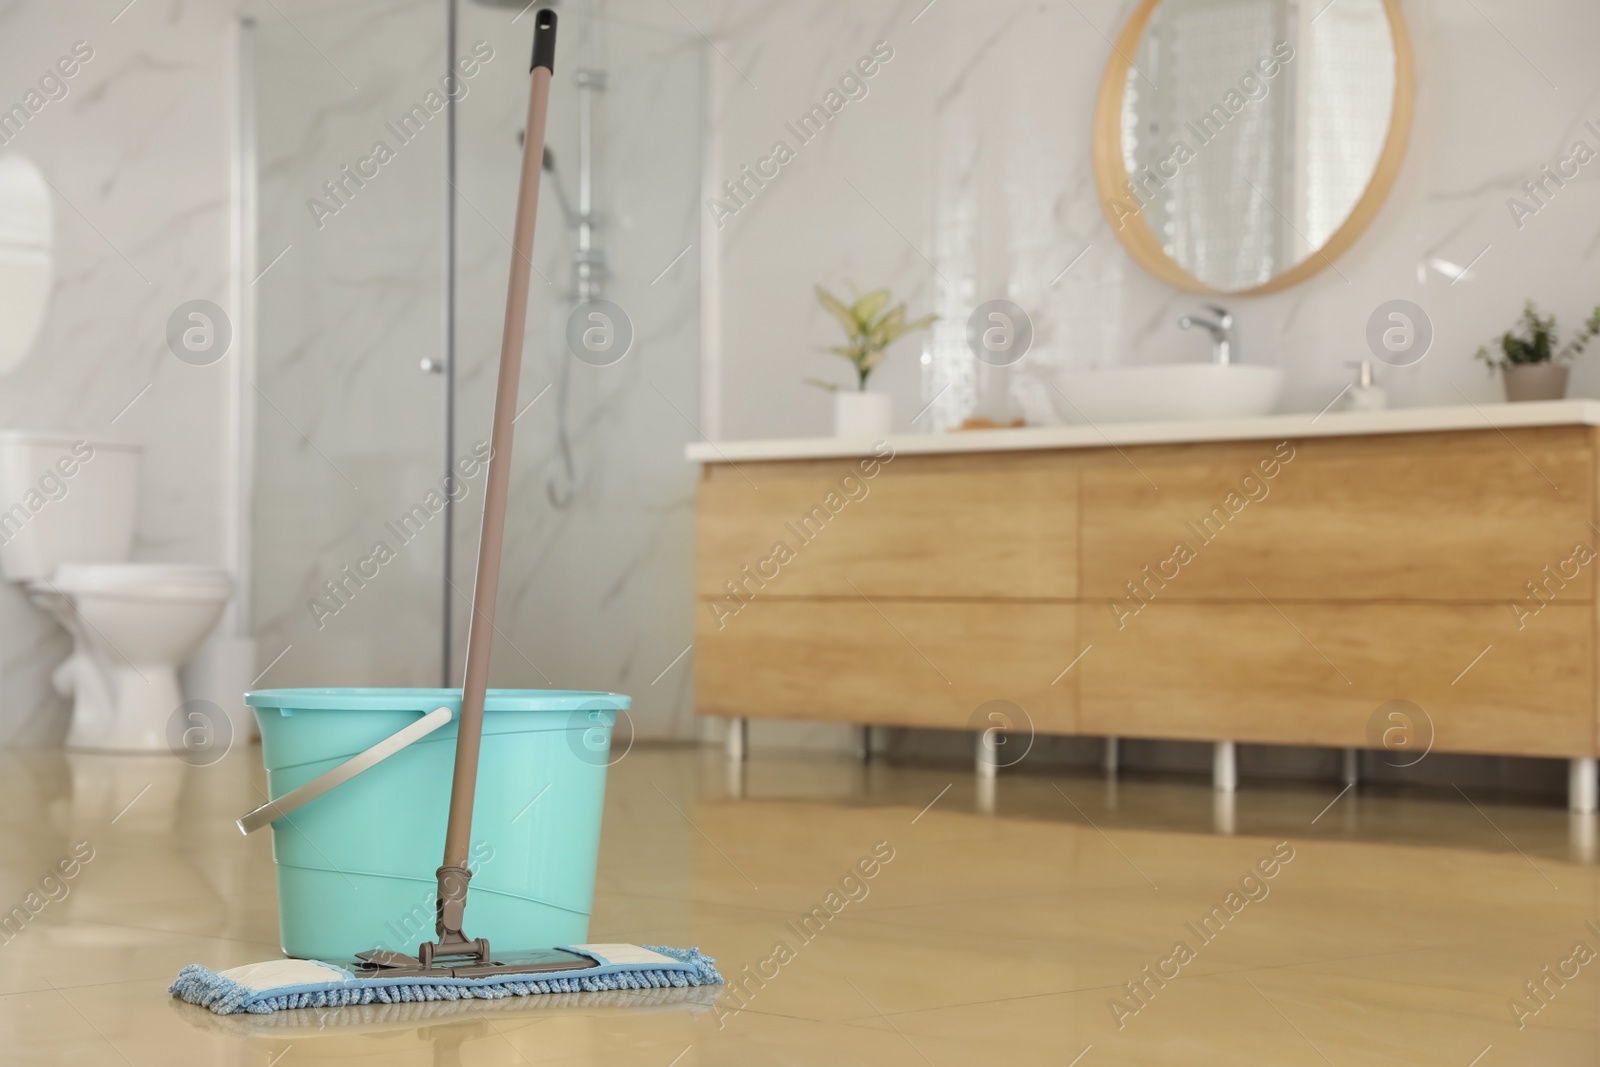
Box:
(0, 431), (232, 751)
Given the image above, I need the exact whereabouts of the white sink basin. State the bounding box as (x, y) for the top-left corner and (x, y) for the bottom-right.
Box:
(1053, 364), (1285, 424)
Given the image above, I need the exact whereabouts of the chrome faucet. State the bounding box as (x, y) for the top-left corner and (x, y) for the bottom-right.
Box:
(1178, 304), (1234, 366)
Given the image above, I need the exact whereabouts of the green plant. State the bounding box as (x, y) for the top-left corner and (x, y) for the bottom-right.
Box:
(812, 283), (936, 392)
(1476, 300), (1600, 371)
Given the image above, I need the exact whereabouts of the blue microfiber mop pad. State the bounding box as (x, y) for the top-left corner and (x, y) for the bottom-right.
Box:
(170, 944), (722, 1016)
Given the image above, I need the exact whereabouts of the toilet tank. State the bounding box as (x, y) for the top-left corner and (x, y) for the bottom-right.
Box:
(0, 432), (141, 581)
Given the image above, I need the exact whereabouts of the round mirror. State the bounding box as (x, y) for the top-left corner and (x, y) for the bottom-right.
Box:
(1093, 0), (1413, 295)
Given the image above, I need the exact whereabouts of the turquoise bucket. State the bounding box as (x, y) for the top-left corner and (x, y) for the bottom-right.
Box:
(246, 687), (625, 962)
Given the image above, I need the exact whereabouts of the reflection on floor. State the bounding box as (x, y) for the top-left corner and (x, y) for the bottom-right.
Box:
(0, 744), (1596, 1064)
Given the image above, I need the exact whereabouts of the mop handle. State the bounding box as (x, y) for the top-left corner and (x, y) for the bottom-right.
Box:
(443, 10), (556, 872)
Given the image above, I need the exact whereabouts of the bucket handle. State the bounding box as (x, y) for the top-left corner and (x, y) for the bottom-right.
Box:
(236, 706), (454, 835)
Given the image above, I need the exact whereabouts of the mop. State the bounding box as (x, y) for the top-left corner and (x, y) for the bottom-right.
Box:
(171, 10), (721, 1015)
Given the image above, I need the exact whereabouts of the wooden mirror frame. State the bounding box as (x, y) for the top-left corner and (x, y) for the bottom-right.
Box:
(1092, 0), (1415, 297)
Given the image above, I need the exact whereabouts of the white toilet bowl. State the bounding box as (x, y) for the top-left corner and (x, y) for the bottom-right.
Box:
(31, 563), (232, 751)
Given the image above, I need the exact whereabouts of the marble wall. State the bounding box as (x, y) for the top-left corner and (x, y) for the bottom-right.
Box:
(0, 1), (238, 744)
(683, 0), (1600, 436)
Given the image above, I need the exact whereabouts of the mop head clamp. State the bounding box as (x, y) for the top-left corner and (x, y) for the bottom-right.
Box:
(170, 944), (722, 1016)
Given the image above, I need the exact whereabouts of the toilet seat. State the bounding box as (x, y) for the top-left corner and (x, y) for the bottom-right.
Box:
(50, 563), (233, 599)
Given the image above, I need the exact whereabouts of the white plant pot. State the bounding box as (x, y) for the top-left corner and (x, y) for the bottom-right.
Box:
(833, 391), (893, 438)
(1502, 363), (1569, 403)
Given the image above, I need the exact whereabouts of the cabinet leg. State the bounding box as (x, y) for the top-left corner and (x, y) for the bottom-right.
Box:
(1104, 736), (1120, 777)
(975, 730), (999, 780)
(1341, 748), (1360, 787)
(725, 717), (748, 763)
(1569, 811), (1596, 864)
(1213, 741), (1238, 793)
(1570, 758), (1597, 814)
(1213, 790), (1236, 835)
(856, 724), (873, 763)
(976, 775), (997, 815)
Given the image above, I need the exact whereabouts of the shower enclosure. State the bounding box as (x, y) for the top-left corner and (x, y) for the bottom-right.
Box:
(246, 0), (704, 742)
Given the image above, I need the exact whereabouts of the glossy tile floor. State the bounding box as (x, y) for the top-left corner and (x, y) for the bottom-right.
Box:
(1, 743), (1597, 1064)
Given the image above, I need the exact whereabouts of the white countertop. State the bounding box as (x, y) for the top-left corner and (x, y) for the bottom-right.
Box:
(684, 399), (1600, 463)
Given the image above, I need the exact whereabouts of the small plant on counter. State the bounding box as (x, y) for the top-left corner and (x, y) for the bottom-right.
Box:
(810, 283), (936, 392)
(1476, 300), (1600, 369)
(1475, 300), (1600, 403)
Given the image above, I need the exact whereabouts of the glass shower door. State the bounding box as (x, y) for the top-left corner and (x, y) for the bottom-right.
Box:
(250, 0), (449, 688)
(450, 7), (704, 742)
(249, 0), (705, 743)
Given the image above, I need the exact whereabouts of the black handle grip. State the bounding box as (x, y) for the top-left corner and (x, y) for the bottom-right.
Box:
(531, 9), (557, 73)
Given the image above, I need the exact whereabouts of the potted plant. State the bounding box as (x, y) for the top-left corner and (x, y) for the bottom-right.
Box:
(1476, 300), (1600, 402)
(810, 284), (935, 437)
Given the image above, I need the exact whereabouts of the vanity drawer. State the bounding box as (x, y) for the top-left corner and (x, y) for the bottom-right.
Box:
(695, 598), (1077, 732)
(1079, 429), (1594, 603)
(1076, 600), (1592, 758)
(695, 453), (1077, 600)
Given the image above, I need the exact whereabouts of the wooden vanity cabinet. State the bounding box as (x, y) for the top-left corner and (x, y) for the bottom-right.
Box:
(694, 426), (1599, 763)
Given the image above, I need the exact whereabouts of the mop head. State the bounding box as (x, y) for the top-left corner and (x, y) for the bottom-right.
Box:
(170, 944), (722, 1016)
